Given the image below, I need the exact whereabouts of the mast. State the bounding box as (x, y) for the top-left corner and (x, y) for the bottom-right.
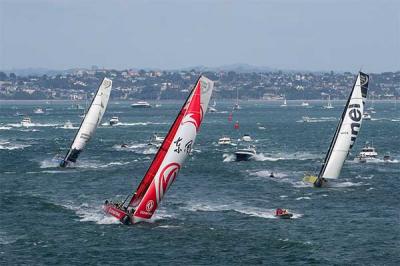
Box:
(315, 72), (369, 184)
(60, 78), (112, 167)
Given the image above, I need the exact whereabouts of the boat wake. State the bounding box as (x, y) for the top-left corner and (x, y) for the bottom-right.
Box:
(0, 125), (12, 130)
(62, 202), (120, 224)
(222, 153), (236, 162)
(296, 117), (337, 123)
(7, 122), (61, 128)
(101, 121), (167, 127)
(182, 202), (302, 219)
(39, 158), (130, 169)
(254, 152), (320, 162)
(113, 143), (158, 155)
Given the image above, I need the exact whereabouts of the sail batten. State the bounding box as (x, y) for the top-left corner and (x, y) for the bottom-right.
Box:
(317, 72), (369, 180)
(60, 78), (112, 167)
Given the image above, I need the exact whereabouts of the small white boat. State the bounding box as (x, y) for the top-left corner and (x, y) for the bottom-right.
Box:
(241, 134), (253, 142)
(148, 133), (165, 147)
(280, 98), (287, 107)
(208, 106), (217, 113)
(33, 108), (44, 114)
(301, 116), (313, 123)
(235, 145), (256, 161)
(21, 117), (32, 127)
(354, 143), (378, 163)
(218, 136), (232, 145)
(323, 95), (334, 109)
(63, 120), (74, 129)
(363, 112), (372, 120)
(301, 102), (309, 107)
(131, 101), (151, 108)
(109, 116), (120, 126)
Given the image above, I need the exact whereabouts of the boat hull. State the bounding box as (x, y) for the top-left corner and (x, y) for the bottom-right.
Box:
(235, 152), (254, 161)
(276, 213), (293, 219)
(103, 203), (132, 225)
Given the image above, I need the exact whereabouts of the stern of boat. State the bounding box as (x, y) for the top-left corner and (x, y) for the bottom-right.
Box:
(103, 202), (132, 225)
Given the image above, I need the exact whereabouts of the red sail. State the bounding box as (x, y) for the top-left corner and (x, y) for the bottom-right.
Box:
(128, 79), (200, 207)
(133, 81), (203, 220)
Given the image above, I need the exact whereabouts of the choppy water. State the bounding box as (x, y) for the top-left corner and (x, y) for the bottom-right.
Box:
(1, 100), (399, 265)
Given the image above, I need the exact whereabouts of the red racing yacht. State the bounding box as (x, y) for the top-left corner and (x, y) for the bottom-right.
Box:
(103, 76), (214, 224)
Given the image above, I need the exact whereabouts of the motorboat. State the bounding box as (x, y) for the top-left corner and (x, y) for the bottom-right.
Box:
(383, 153), (392, 162)
(109, 116), (120, 126)
(241, 134), (253, 142)
(363, 112), (372, 120)
(234, 145), (256, 161)
(301, 116), (313, 123)
(208, 106), (217, 113)
(63, 120), (74, 129)
(148, 133), (165, 148)
(131, 101), (151, 108)
(21, 117), (32, 127)
(218, 136), (232, 145)
(33, 108), (45, 114)
(275, 208), (293, 219)
(354, 143), (378, 162)
(301, 102), (309, 107)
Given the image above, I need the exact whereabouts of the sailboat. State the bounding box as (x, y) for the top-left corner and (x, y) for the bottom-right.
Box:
(59, 78), (112, 167)
(323, 95), (334, 109)
(303, 72), (369, 187)
(103, 76), (214, 224)
(233, 87), (241, 110)
(280, 96), (287, 107)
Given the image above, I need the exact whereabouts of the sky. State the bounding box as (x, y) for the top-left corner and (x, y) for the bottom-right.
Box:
(0, 0), (399, 72)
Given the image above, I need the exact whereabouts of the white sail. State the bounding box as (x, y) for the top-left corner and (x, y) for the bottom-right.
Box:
(319, 72), (369, 179)
(60, 78), (112, 167)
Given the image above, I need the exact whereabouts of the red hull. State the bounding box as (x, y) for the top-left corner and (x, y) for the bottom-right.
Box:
(103, 203), (131, 224)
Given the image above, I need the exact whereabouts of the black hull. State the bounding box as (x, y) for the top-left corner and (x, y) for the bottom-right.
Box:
(235, 153), (254, 161)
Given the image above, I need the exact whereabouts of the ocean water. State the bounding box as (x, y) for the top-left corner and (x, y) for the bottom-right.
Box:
(0, 100), (399, 265)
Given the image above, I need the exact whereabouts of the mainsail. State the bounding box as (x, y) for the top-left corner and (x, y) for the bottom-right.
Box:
(60, 78), (112, 167)
(315, 72), (369, 184)
(126, 76), (213, 222)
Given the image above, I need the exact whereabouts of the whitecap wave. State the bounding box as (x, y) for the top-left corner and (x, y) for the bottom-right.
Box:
(0, 126), (11, 130)
(0, 141), (31, 150)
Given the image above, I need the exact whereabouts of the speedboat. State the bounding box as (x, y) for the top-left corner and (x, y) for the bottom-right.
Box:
(275, 208), (293, 219)
(301, 102), (309, 107)
(363, 112), (372, 120)
(109, 116), (119, 126)
(208, 106), (217, 113)
(301, 116), (313, 123)
(131, 101), (151, 108)
(63, 120), (74, 129)
(234, 145), (256, 161)
(218, 136), (232, 145)
(354, 143), (378, 162)
(33, 108), (44, 114)
(21, 117), (32, 127)
(383, 153), (391, 162)
(148, 133), (165, 148)
(241, 134), (252, 142)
